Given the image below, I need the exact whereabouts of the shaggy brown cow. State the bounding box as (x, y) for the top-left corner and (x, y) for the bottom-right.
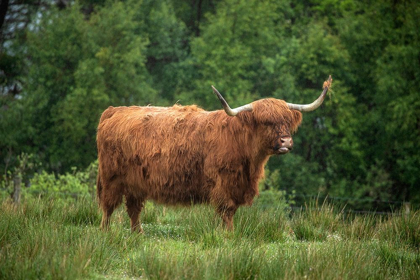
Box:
(97, 76), (332, 232)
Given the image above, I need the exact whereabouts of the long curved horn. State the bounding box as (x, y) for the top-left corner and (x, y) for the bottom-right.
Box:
(287, 75), (332, 112)
(211, 85), (253, 116)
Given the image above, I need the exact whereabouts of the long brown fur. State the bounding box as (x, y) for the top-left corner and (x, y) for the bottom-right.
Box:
(96, 98), (302, 232)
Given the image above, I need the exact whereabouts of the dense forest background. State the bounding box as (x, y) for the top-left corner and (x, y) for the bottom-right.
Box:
(1, 0), (419, 210)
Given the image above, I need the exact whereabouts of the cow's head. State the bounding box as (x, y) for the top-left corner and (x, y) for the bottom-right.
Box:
(212, 76), (332, 155)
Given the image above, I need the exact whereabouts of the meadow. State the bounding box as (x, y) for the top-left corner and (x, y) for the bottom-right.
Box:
(0, 197), (419, 280)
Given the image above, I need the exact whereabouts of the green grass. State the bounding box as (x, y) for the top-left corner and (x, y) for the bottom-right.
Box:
(0, 197), (419, 280)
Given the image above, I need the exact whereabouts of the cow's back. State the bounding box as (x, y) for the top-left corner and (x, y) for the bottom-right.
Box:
(97, 105), (215, 205)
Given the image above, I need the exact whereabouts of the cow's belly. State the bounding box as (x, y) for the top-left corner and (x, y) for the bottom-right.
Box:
(146, 181), (212, 205)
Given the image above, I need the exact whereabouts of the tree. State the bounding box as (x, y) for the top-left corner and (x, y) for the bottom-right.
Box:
(335, 0), (420, 206)
(138, 0), (190, 105)
(16, 0), (155, 171)
(189, 0), (289, 108)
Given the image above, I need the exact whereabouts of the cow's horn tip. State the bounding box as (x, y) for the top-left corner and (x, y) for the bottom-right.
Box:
(323, 75), (333, 89)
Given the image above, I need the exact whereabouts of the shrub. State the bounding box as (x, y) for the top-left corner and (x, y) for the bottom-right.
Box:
(24, 161), (98, 201)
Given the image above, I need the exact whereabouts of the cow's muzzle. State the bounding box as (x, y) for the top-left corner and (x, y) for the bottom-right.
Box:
(277, 136), (293, 154)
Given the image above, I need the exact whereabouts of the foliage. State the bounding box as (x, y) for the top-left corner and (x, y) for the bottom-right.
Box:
(26, 171), (83, 200)
(0, 153), (38, 201)
(2, 0), (154, 171)
(0, 0), (419, 209)
(257, 167), (296, 211)
(138, 0), (190, 104)
(22, 161), (97, 201)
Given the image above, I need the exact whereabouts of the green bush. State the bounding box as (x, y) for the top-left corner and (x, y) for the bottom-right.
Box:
(256, 168), (296, 212)
(24, 161), (97, 200)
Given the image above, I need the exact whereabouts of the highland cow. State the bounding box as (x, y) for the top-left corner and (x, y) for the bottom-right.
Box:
(96, 76), (332, 232)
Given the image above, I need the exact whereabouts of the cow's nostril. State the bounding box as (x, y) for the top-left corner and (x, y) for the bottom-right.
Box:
(280, 137), (293, 148)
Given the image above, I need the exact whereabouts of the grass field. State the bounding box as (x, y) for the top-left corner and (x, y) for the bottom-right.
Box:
(0, 197), (419, 280)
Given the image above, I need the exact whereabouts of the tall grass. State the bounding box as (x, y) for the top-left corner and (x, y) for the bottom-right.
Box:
(0, 197), (419, 279)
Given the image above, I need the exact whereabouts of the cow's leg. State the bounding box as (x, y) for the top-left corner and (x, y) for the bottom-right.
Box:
(100, 205), (118, 230)
(125, 195), (145, 233)
(211, 175), (239, 231)
(100, 199), (122, 230)
(216, 202), (238, 231)
(99, 182), (123, 231)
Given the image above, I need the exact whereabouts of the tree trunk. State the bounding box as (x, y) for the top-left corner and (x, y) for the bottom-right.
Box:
(0, 0), (9, 31)
(404, 202), (411, 217)
(12, 174), (21, 204)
